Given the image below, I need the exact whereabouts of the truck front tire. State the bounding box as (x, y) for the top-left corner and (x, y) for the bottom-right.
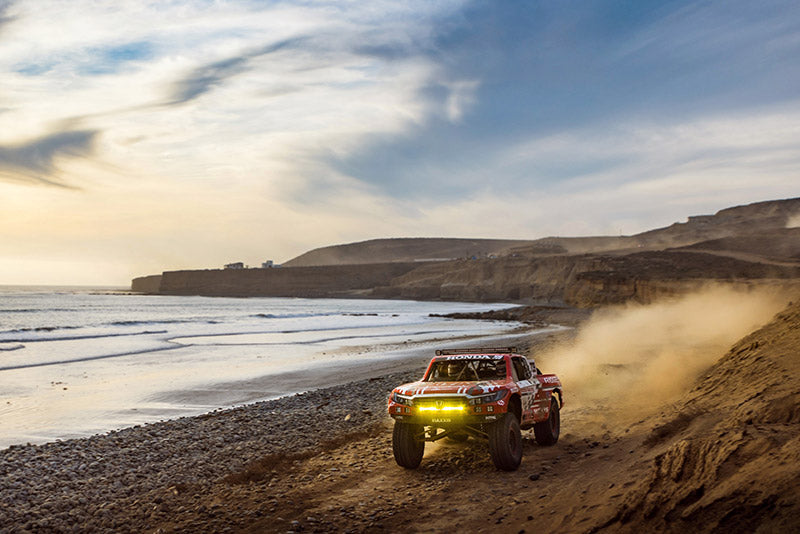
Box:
(488, 414), (523, 471)
(392, 422), (425, 468)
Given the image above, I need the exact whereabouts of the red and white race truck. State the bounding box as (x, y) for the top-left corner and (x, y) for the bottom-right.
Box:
(388, 347), (562, 471)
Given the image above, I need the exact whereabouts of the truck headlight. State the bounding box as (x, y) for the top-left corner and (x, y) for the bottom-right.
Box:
(392, 392), (413, 406)
(468, 389), (507, 405)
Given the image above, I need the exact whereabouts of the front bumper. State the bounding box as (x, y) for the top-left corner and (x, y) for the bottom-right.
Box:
(388, 399), (508, 425)
(390, 412), (504, 425)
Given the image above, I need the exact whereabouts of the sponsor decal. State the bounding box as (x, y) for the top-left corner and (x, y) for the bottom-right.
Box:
(432, 419), (451, 423)
(497, 400), (505, 406)
(541, 376), (560, 384)
(521, 393), (533, 412)
(441, 354), (504, 360)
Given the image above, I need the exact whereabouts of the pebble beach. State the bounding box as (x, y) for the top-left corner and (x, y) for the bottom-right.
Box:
(0, 368), (420, 533)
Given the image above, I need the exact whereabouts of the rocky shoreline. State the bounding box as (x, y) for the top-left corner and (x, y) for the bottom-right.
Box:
(0, 314), (577, 533)
(430, 304), (592, 327)
(0, 369), (420, 533)
(0, 324), (576, 533)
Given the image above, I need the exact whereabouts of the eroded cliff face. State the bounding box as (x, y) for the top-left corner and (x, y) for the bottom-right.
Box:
(131, 274), (162, 294)
(131, 198), (800, 305)
(373, 256), (580, 303)
(153, 263), (423, 298)
(134, 252), (800, 306)
(561, 251), (800, 306)
(373, 251), (800, 306)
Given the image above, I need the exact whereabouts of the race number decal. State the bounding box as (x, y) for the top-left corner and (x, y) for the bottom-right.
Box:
(521, 392), (534, 412)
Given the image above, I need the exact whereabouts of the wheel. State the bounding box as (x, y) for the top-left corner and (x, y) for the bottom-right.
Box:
(392, 422), (425, 469)
(446, 432), (469, 443)
(488, 414), (523, 471)
(534, 397), (560, 446)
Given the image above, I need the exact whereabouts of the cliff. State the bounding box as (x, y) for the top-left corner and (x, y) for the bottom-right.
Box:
(132, 197), (800, 306)
(373, 250), (800, 306)
(131, 274), (162, 294)
(152, 262), (424, 298)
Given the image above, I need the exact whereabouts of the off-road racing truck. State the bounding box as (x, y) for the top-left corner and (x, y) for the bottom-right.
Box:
(388, 347), (562, 471)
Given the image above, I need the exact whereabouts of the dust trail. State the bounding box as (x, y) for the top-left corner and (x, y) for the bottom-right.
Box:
(786, 212), (800, 228)
(538, 285), (788, 419)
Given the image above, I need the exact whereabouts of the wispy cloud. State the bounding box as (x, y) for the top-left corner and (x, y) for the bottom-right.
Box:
(0, 0), (14, 31)
(165, 37), (308, 105)
(0, 129), (98, 187)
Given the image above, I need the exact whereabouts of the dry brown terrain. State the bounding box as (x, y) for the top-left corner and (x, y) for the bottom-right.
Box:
(282, 238), (537, 267)
(101, 291), (800, 534)
(134, 198), (800, 306)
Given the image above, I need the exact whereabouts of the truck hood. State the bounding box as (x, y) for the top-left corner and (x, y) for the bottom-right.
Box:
(394, 380), (507, 396)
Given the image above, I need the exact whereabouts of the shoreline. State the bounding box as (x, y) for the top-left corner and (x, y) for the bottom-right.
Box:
(147, 325), (566, 408)
(0, 295), (528, 449)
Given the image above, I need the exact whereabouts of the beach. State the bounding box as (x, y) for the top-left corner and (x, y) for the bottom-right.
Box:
(0, 322), (570, 533)
(0, 290), (527, 448)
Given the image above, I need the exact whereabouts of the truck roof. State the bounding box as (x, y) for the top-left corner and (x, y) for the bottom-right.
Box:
(434, 346), (519, 356)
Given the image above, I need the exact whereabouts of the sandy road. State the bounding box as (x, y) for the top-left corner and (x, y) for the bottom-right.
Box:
(131, 401), (657, 534)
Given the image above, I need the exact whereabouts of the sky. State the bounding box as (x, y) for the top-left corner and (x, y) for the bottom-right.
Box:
(1, 0), (799, 286)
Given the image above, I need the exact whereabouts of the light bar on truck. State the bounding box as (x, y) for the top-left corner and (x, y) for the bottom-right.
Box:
(435, 347), (518, 356)
(417, 405), (465, 412)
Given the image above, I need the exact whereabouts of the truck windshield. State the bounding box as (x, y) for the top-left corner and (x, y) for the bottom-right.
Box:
(425, 358), (507, 382)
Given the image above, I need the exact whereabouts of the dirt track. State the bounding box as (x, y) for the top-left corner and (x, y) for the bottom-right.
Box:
(128, 298), (800, 534)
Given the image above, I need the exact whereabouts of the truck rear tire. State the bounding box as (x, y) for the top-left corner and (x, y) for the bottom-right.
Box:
(488, 414), (523, 471)
(392, 422), (424, 468)
(534, 398), (560, 446)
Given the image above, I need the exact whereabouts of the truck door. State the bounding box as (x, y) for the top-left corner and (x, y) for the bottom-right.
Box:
(511, 356), (537, 424)
(530, 359), (551, 422)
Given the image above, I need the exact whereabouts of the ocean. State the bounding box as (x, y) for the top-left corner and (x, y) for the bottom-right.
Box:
(0, 286), (525, 448)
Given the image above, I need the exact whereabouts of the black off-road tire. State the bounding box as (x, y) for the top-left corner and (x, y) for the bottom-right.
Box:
(488, 414), (523, 471)
(392, 422), (425, 469)
(533, 397), (560, 446)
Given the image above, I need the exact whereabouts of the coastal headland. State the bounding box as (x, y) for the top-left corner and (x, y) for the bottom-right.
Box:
(133, 198), (800, 306)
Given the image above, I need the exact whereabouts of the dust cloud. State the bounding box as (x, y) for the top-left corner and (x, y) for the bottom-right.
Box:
(538, 285), (788, 417)
(786, 213), (800, 228)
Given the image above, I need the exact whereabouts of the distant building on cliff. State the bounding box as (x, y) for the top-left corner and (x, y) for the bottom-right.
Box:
(224, 262), (245, 270)
(261, 260), (274, 268)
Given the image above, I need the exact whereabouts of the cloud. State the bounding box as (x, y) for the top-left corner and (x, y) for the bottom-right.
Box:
(0, 129), (98, 187)
(165, 37), (309, 106)
(0, 1), (13, 31)
(326, 1), (800, 200)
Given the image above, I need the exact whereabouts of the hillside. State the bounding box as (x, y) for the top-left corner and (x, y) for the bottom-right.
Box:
(132, 197), (800, 306)
(283, 197), (800, 265)
(597, 298), (800, 532)
(281, 238), (537, 267)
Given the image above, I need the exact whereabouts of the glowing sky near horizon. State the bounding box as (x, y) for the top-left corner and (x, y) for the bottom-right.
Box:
(1, 0), (799, 285)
